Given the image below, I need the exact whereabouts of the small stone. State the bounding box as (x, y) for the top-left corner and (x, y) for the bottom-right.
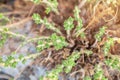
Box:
(3, 67), (19, 77)
(28, 46), (36, 54)
(16, 75), (30, 80)
(29, 75), (37, 80)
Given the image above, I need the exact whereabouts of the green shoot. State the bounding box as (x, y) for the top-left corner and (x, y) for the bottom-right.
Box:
(0, 29), (8, 47)
(42, 51), (81, 80)
(37, 40), (49, 51)
(74, 6), (81, 21)
(74, 6), (85, 38)
(0, 13), (9, 21)
(50, 33), (68, 50)
(31, 0), (41, 4)
(84, 50), (93, 56)
(31, 0), (58, 14)
(94, 27), (106, 41)
(0, 13), (9, 25)
(103, 38), (114, 56)
(84, 76), (91, 80)
(0, 53), (41, 68)
(105, 56), (120, 71)
(44, 0), (58, 14)
(32, 13), (62, 35)
(64, 17), (74, 37)
(37, 33), (68, 51)
(0, 54), (25, 68)
(93, 64), (108, 80)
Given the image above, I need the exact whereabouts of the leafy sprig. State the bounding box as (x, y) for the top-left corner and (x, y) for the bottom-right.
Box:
(64, 17), (74, 31)
(0, 13), (9, 21)
(93, 64), (108, 80)
(74, 6), (81, 20)
(64, 17), (74, 37)
(105, 56), (120, 71)
(84, 76), (91, 80)
(44, 0), (58, 14)
(31, 0), (41, 4)
(50, 33), (68, 50)
(84, 50), (93, 56)
(0, 53), (41, 68)
(0, 28), (9, 47)
(94, 27), (106, 41)
(31, 0), (58, 14)
(32, 13), (62, 35)
(37, 33), (68, 51)
(103, 38), (114, 56)
(41, 52), (81, 80)
(0, 54), (25, 67)
(73, 6), (85, 38)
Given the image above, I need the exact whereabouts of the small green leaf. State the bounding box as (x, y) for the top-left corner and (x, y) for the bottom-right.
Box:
(43, 52), (81, 80)
(64, 17), (74, 31)
(0, 13), (4, 19)
(94, 27), (106, 41)
(45, 0), (58, 14)
(37, 40), (46, 51)
(105, 56), (120, 71)
(93, 64), (108, 80)
(103, 38), (114, 56)
(50, 33), (68, 50)
(32, 13), (61, 34)
(84, 76), (91, 80)
(32, 0), (41, 4)
(74, 6), (81, 20)
(45, 7), (51, 14)
(32, 13), (41, 24)
(84, 50), (93, 56)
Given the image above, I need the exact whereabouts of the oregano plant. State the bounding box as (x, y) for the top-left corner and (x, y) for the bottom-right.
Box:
(0, 1), (120, 80)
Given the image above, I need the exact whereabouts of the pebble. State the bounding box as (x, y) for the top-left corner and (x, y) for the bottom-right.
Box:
(3, 67), (19, 77)
(28, 46), (37, 54)
(29, 75), (37, 80)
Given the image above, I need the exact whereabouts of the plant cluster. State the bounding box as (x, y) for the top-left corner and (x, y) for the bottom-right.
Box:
(105, 55), (120, 71)
(32, 13), (62, 35)
(41, 52), (81, 80)
(0, 0), (120, 80)
(0, 54), (25, 67)
(94, 27), (106, 42)
(0, 13), (9, 21)
(93, 64), (107, 80)
(0, 52), (42, 68)
(31, 0), (58, 14)
(37, 33), (68, 51)
(103, 38), (114, 56)
(0, 28), (8, 47)
(74, 6), (85, 38)
(84, 76), (91, 80)
(0, 13), (9, 25)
